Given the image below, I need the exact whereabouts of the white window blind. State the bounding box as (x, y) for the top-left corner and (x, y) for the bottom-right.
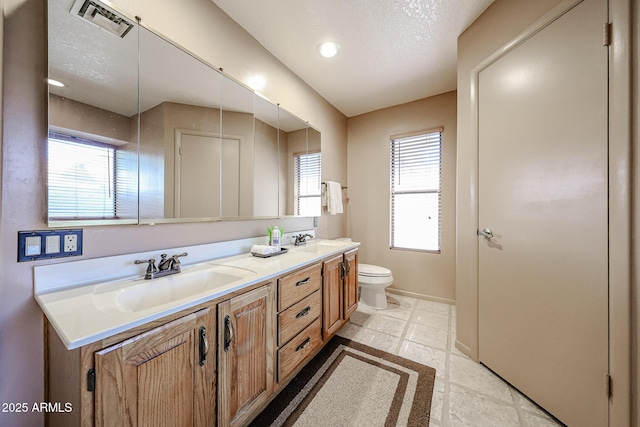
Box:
(48, 132), (118, 219)
(294, 151), (322, 216)
(390, 130), (442, 252)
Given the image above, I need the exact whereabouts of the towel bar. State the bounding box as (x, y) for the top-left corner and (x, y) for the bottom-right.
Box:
(321, 182), (347, 190)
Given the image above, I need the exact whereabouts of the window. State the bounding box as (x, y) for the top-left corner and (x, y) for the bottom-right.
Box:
(294, 151), (322, 216)
(48, 132), (118, 219)
(390, 129), (442, 252)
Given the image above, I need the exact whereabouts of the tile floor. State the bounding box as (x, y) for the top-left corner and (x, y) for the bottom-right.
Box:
(336, 293), (565, 427)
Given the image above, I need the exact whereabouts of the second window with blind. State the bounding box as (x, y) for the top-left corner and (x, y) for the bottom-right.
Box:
(390, 129), (442, 252)
(294, 151), (322, 217)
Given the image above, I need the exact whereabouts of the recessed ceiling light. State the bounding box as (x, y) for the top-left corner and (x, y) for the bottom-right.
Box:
(47, 78), (65, 87)
(317, 41), (341, 58)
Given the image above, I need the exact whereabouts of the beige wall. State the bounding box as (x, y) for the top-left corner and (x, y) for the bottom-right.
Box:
(49, 94), (133, 143)
(254, 118), (279, 217)
(456, 0), (635, 424)
(347, 91), (457, 302)
(139, 103), (166, 218)
(0, 0), (347, 425)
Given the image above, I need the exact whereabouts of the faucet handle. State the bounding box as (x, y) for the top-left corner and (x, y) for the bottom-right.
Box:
(171, 252), (188, 266)
(134, 258), (157, 279)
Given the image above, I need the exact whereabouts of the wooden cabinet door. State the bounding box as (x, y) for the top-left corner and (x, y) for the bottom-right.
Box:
(343, 249), (359, 319)
(322, 254), (344, 340)
(94, 308), (215, 427)
(218, 284), (275, 427)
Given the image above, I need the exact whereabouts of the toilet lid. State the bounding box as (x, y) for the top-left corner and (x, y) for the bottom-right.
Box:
(358, 263), (392, 277)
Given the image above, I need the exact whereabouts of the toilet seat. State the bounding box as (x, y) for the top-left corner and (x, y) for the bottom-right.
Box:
(358, 264), (392, 278)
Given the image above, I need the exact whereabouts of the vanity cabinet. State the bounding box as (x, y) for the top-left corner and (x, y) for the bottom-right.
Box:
(94, 308), (215, 426)
(322, 249), (359, 340)
(217, 283), (275, 427)
(46, 305), (216, 427)
(275, 263), (323, 382)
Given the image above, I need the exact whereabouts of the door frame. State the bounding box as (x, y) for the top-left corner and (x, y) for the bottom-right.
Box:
(458, 0), (632, 424)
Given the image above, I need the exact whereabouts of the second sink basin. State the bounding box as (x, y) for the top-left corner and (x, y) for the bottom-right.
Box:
(94, 265), (256, 313)
(293, 239), (350, 254)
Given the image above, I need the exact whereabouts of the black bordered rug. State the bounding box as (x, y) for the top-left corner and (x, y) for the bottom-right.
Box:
(250, 336), (436, 426)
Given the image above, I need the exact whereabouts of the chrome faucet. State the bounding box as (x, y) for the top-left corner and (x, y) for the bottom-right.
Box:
(135, 252), (188, 280)
(293, 234), (313, 246)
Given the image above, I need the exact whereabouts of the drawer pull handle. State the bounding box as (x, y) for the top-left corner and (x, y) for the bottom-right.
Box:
(296, 337), (311, 352)
(296, 307), (312, 318)
(296, 277), (311, 286)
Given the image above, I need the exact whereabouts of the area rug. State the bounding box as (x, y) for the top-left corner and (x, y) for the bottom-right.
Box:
(250, 336), (436, 427)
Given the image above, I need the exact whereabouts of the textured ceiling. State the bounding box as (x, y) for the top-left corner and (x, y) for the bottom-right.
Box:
(212, 0), (494, 117)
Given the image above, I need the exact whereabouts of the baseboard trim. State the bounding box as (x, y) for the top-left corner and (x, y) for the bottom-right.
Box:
(455, 339), (473, 360)
(385, 287), (455, 305)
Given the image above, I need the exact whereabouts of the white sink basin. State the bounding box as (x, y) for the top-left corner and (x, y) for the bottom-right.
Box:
(94, 265), (256, 313)
(293, 240), (349, 254)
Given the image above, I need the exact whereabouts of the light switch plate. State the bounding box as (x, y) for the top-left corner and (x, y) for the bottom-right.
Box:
(25, 236), (42, 256)
(46, 235), (61, 254)
(18, 229), (83, 262)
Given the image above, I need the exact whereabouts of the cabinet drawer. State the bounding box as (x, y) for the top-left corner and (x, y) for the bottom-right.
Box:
(278, 290), (321, 347)
(277, 318), (322, 382)
(277, 263), (322, 311)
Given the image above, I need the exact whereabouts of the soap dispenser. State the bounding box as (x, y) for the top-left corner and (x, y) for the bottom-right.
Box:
(272, 226), (281, 251)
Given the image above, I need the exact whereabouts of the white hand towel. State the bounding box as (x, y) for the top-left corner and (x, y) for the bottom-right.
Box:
(323, 181), (343, 215)
(251, 244), (278, 255)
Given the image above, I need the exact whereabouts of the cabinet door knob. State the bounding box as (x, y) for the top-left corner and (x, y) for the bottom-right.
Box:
(199, 326), (208, 366)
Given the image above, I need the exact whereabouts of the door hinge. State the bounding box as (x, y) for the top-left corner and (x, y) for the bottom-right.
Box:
(604, 373), (612, 398)
(87, 368), (95, 392)
(603, 23), (611, 46)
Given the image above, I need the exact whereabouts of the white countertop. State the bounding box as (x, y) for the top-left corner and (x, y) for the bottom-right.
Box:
(35, 239), (360, 350)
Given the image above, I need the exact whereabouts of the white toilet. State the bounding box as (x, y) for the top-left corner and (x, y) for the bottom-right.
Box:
(358, 264), (394, 309)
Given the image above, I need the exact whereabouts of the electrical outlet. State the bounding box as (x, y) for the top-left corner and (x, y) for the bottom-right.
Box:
(64, 234), (78, 252)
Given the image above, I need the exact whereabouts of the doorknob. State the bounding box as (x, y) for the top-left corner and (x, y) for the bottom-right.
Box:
(477, 228), (493, 240)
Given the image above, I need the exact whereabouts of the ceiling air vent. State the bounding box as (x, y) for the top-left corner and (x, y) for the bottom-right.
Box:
(70, 0), (134, 38)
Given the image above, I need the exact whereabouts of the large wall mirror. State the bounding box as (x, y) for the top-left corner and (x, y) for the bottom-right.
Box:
(47, 0), (321, 226)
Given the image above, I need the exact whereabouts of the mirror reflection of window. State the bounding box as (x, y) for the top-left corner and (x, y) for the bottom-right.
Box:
(294, 151), (321, 216)
(47, 133), (117, 219)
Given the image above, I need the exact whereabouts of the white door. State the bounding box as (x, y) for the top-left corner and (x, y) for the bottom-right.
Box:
(478, 0), (608, 426)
